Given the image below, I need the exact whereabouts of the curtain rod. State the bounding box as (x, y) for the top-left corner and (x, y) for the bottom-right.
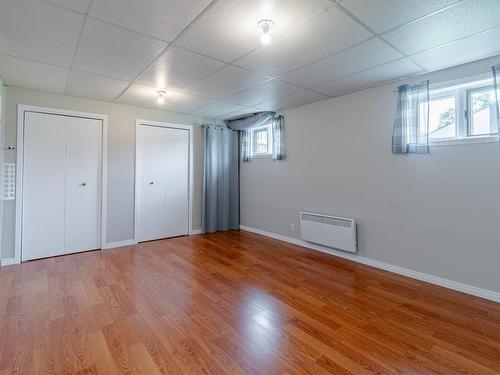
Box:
(392, 70), (492, 92)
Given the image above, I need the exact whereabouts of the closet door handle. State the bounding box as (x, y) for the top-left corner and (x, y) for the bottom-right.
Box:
(80, 182), (87, 187)
(149, 181), (154, 185)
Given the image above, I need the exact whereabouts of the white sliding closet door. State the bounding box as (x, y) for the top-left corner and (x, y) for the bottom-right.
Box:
(164, 128), (189, 237)
(22, 112), (102, 261)
(65, 117), (102, 252)
(136, 125), (189, 242)
(23, 112), (67, 259)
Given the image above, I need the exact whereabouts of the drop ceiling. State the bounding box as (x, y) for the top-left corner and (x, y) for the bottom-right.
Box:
(1, 0), (499, 120)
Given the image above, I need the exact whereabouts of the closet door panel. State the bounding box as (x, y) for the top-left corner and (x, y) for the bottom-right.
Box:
(65, 117), (102, 252)
(164, 128), (189, 237)
(137, 125), (168, 241)
(22, 112), (66, 260)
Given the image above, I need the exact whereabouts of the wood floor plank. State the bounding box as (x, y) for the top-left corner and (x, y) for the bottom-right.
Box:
(1, 230), (499, 374)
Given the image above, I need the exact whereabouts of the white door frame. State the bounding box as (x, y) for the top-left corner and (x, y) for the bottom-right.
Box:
(134, 119), (194, 243)
(15, 105), (108, 264)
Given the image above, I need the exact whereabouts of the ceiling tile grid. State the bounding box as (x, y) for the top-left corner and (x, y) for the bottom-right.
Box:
(0, 54), (69, 94)
(222, 79), (303, 107)
(74, 19), (168, 81)
(380, 0), (500, 55)
(136, 46), (226, 91)
(175, 0), (334, 62)
(183, 65), (271, 99)
(0, 0), (85, 66)
(92, 0), (213, 42)
(281, 38), (402, 88)
(117, 83), (214, 113)
(66, 70), (130, 102)
(0, 0), (500, 119)
(312, 58), (424, 97)
(338, 0), (462, 34)
(234, 6), (373, 77)
(190, 101), (247, 118)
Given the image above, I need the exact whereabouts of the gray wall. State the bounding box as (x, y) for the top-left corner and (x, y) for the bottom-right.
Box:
(241, 57), (500, 293)
(1, 86), (207, 259)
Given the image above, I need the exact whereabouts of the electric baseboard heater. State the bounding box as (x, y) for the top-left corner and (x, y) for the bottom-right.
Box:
(300, 212), (357, 253)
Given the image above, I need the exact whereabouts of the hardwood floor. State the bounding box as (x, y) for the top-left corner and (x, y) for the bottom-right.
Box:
(1, 230), (500, 374)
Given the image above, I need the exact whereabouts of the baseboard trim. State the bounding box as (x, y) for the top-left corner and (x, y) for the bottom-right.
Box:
(190, 229), (202, 235)
(102, 239), (137, 249)
(0, 257), (17, 266)
(240, 225), (500, 303)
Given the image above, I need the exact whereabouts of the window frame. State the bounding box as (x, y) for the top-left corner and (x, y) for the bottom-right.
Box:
(250, 123), (273, 158)
(428, 78), (499, 147)
(466, 85), (497, 138)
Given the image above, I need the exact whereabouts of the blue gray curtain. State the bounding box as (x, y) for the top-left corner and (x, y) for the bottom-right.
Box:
(226, 111), (285, 162)
(392, 81), (430, 154)
(493, 64), (500, 139)
(241, 130), (250, 162)
(272, 115), (285, 160)
(225, 111), (275, 131)
(202, 126), (240, 234)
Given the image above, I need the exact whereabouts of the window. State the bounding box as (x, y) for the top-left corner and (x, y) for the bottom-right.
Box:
(468, 87), (497, 136)
(250, 124), (272, 157)
(423, 77), (498, 144)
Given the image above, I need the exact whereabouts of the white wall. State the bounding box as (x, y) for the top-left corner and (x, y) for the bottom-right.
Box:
(241, 56), (500, 294)
(1, 87), (207, 260)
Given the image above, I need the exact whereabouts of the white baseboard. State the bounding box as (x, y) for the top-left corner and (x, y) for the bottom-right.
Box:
(190, 229), (202, 235)
(102, 239), (137, 249)
(240, 225), (500, 303)
(0, 257), (17, 266)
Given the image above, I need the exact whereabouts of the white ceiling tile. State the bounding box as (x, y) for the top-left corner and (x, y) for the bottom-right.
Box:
(190, 101), (246, 118)
(313, 58), (423, 97)
(176, 0), (332, 62)
(185, 65), (270, 99)
(382, 0), (500, 55)
(224, 80), (302, 106)
(282, 38), (402, 88)
(44, 0), (90, 13)
(411, 28), (500, 72)
(117, 83), (212, 112)
(235, 7), (372, 76)
(339, 0), (460, 33)
(0, 0), (85, 66)
(93, 0), (211, 41)
(66, 70), (129, 102)
(75, 19), (167, 81)
(255, 89), (328, 111)
(0, 54), (69, 93)
(137, 47), (225, 90)
(223, 107), (264, 120)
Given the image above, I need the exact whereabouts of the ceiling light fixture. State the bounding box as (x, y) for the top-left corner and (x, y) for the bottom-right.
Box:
(157, 90), (167, 104)
(258, 19), (274, 45)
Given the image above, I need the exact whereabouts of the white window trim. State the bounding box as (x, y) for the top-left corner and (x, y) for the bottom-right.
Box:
(428, 77), (498, 147)
(430, 135), (499, 147)
(250, 123), (273, 158)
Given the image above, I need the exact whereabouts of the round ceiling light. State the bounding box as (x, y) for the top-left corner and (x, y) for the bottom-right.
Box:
(258, 19), (274, 45)
(157, 90), (167, 104)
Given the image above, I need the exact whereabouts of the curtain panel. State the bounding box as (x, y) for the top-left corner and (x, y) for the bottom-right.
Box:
(493, 64), (500, 139)
(392, 81), (430, 154)
(272, 115), (285, 160)
(202, 126), (240, 234)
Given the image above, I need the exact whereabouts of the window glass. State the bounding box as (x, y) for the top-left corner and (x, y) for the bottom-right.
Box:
(427, 96), (456, 140)
(250, 124), (272, 157)
(254, 128), (268, 155)
(469, 88), (497, 136)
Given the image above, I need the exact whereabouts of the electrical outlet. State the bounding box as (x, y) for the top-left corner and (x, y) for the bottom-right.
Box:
(290, 223), (295, 232)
